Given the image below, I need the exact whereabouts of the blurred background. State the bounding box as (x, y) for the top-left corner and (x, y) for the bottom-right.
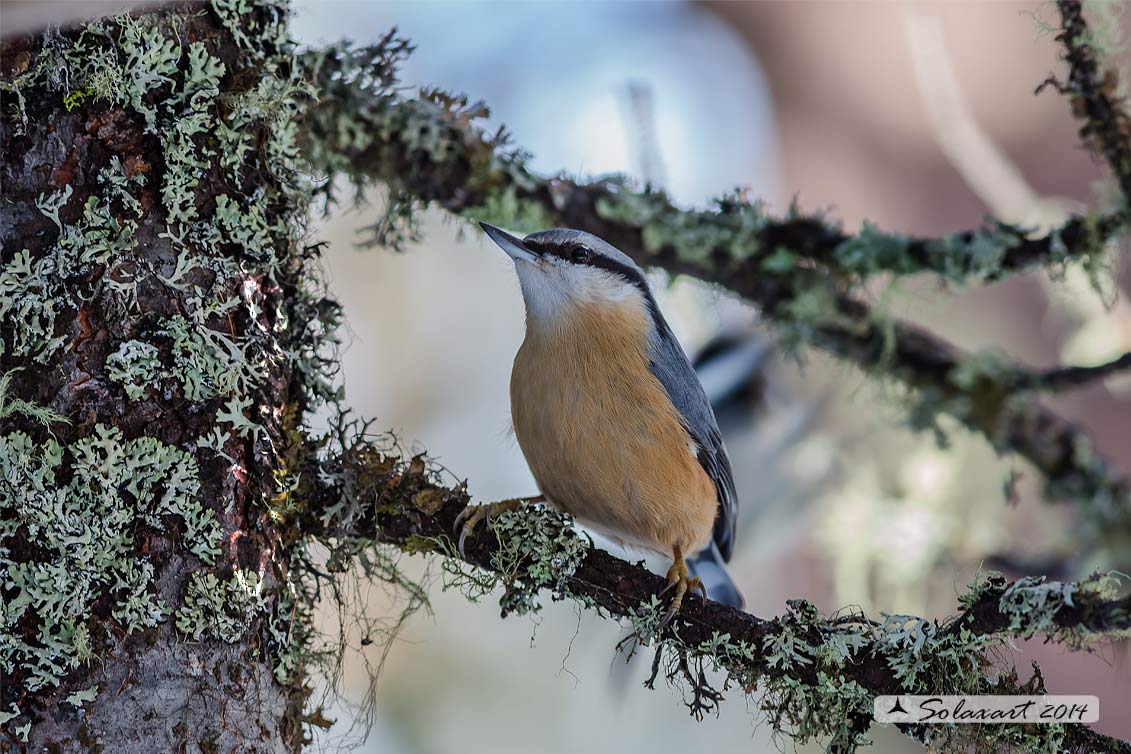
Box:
(288, 2), (1131, 752)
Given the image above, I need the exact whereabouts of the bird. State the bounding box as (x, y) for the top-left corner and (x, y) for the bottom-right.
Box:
(459, 222), (744, 618)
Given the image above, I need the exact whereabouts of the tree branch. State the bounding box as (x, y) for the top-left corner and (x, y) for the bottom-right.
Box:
(300, 45), (1121, 283)
(299, 442), (1131, 753)
(297, 40), (1131, 537)
(1023, 350), (1131, 391)
(1042, 0), (1131, 209)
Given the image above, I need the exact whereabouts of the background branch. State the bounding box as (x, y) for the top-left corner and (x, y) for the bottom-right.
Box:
(1023, 350), (1131, 390)
(1045, 0), (1131, 209)
(298, 38), (1131, 536)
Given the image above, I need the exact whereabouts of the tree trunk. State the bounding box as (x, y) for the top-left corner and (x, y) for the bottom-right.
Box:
(1, 4), (313, 750)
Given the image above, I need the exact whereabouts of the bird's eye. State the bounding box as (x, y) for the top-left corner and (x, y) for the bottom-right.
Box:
(570, 247), (591, 264)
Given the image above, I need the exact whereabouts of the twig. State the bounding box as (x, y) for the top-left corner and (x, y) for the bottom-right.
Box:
(1042, 0), (1131, 209)
(1024, 350), (1131, 390)
(300, 44), (1124, 282)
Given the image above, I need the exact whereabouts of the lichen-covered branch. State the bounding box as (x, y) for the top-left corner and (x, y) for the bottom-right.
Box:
(4, 3), (1130, 753)
(1041, 0), (1131, 209)
(296, 38), (1131, 541)
(302, 442), (1131, 754)
(300, 42), (1124, 281)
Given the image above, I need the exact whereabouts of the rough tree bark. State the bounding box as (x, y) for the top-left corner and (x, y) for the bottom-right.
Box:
(1, 4), (316, 751)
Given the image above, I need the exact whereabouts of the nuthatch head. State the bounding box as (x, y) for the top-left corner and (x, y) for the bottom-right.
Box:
(483, 225), (650, 323)
(478, 222), (744, 613)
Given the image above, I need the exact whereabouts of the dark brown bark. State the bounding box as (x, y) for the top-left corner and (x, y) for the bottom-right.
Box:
(1, 6), (303, 751)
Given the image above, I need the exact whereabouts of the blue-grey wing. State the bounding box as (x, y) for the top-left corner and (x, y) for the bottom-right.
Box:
(647, 317), (738, 561)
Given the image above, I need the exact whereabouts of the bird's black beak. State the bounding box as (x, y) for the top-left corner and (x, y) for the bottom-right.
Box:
(479, 222), (539, 263)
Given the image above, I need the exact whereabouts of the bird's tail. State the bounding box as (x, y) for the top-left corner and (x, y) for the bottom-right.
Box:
(688, 541), (744, 610)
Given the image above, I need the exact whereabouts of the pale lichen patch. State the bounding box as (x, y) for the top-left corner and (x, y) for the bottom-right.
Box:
(0, 425), (218, 707)
(175, 571), (267, 643)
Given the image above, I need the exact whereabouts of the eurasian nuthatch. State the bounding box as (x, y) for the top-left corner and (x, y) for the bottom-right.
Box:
(462, 223), (744, 615)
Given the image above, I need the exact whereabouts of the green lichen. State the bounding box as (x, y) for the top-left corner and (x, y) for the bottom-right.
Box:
(488, 506), (590, 616)
(0, 370), (68, 430)
(0, 0), (344, 739)
(993, 572), (1125, 643)
(2, 17), (177, 132)
(948, 349), (1012, 391)
(214, 194), (282, 272)
(162, 315), (264, 402)
(98, 293), (275, 413)
(834, 221), (912, 275)
(610, 577), (1118, 754)
(0, 189), (138, 363)
(105, 340), (163, 400)
(760, 246), (798, 274)
(64, 685), (99, 708)
(460, 186), (554, 237)
(99, 156), (146, 218)
(929, 224), (1028, 282)
(748, 601), (870, 749)
(0, 425), (218, 707)
(998, 576), (1080, 639)
(175, 571), (266, 643)
(616, 598), (878, 747)
(874, 614), (995, 692)
(302, 37), (537, 249)
(217, 395), (263, 440)
(594, 185), (770, 265)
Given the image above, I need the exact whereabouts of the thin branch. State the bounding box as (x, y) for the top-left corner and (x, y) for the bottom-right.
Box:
(1023, 350), (1131, 391)
(297, 43), (1131, 533)
(300, 443), (1131, 754)
(1043, 0), (1131, 208)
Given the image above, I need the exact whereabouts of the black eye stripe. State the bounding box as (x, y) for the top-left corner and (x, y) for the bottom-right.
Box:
(523, 236), (663, 327)
(524, 239), (649, 292)
(589, 255), (644, 285)
(526, 239), (588, 262)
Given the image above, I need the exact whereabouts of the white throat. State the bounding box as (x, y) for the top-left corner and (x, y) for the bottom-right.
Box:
(514, 258), (644, 327)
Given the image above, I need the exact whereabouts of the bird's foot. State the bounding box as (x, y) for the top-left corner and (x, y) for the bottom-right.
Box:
(454, 496), (542, 557)
(659, 546), (706, 627)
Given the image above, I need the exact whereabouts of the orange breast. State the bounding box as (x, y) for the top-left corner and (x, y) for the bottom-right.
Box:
(510, 298), (717, 556)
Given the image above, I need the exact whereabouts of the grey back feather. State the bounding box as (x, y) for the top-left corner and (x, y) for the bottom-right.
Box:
(647, 313), (738, 562)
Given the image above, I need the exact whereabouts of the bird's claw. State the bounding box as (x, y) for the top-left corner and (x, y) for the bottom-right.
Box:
(453, 505), (474, 535)
(453, 497), (533, 558)
(657, 550), (704, 629)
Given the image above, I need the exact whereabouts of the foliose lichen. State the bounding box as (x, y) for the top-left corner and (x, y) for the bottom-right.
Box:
(0, 1), (339, 736)
(0, 424), (219, 701)
(175, 571), (267, 643)
(488, 506), (591, 616)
